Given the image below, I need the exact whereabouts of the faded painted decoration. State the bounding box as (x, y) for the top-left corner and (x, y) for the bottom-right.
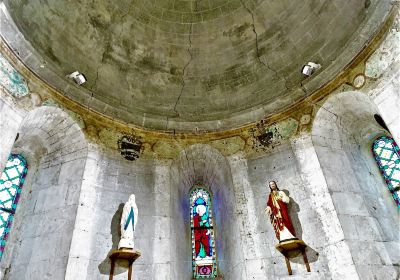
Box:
(190, 187), (218, 279)
(0, 53), (29, 98)
(250, 118), (299, 151)
(0, 154), (28, 258)
(373, 136), (400, 207)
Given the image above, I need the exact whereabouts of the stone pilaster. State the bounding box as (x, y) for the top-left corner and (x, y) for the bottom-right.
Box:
(227, 152), (266, 279)
(291, 134), (360, 280)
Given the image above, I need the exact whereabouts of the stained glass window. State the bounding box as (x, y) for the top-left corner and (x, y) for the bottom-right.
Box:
(0, 154), (28, 258)
(372, 136), (400, 207)
(190, 187), (218, 278)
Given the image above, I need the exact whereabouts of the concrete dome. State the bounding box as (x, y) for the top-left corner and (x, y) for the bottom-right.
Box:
(1, 0), (393, 131)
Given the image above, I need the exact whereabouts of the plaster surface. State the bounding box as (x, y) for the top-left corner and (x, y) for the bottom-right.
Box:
(0, 0), (394, 131)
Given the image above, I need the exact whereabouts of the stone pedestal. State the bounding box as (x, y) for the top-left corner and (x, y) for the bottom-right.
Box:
(109, 249), (141, 280)
(275, 239), (310, 275)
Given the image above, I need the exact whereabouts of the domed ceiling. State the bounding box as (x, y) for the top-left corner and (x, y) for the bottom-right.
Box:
(1, 0), (393, 132)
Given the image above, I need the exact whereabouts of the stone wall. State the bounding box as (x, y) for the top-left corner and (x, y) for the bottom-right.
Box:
(170, 145), (238, 280)
(246, 143), (332, 279)
(64, 146), (160, 280)
(63, 143), (336, 280)
(370, 71), (400, 145)
(0, 102), (398, 279)
(0, 106), (88, 279)
(0, 91), (25, 172)
(367, 12), (400, 144)
(312, 91), (399, 280)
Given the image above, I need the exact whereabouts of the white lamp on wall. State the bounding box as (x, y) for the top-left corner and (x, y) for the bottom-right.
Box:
(68, 71), (87, 85)
(301, 62), (321, 76)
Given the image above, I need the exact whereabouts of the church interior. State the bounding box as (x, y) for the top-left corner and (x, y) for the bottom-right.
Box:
(0, 0), (399, 279)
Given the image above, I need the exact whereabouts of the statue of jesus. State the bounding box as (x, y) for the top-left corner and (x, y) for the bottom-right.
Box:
(265, 181), (297, 242)
(118, 194), (138, 249)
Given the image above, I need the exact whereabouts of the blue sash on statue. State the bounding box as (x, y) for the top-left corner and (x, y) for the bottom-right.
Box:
(124, 207), (135, 231)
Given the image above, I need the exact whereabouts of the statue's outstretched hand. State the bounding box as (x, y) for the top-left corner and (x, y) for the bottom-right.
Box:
(264, 206), (272, 216)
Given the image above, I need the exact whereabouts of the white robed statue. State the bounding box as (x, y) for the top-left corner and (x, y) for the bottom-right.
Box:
(118, 194), (138, 249)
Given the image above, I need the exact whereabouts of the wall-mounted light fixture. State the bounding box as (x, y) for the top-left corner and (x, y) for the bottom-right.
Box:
(68, 71), (87, 85)
(301, 62), (321, 76)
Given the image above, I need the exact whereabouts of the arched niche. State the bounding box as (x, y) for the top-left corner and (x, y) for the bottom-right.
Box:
(0, 106), (88, 279)
(312, 91), (399, 278)
(169, 144), (236, 280)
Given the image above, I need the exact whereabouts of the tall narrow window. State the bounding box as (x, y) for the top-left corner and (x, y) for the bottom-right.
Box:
(190, 187), (218, 278)
(372, 136), (400, 207)
(0, 154), (28, 258)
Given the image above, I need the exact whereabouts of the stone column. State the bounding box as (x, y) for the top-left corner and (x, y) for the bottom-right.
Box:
(64, 145), (98, 280)
(290, 133), (359, 280)
(227, 152), (266, 279)
(152, 159), (172, 279)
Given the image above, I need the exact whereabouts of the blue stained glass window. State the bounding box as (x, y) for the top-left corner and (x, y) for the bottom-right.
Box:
(0, 154), (28, 258)
(190, 187), (218, 279)
(372, 136), (400, 207)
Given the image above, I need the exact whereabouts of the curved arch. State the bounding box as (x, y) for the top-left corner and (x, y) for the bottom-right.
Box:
(312, 91), (392, 196)
(0, 105), (89, 279)
(12, 106), (87, 164)
(311, 90), (399, 275)
(170, 144), (236, 279)
(312, 91), (384, 147)
(171, 144), (233, 192)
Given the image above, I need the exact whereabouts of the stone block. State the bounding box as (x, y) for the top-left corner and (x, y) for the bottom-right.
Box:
(33, 164), (62, 188)
(376, 216), (400, 241)
(348, 240), (392, 266)
(152, 263), (171, 280)
(244, 258), (268, 279)
(382, 241), (400, 265)
(337, 214), (360, 240)
(65, 257), (91, 280)
(356, 264), (399, 280)
(331, 192), (370, 216)
(68, 228), (96, 259)
(14, 257), (68, 280)
(322, 240), (359, 279)
(58, 159), (86, 185)
(152, 237), (171, 264)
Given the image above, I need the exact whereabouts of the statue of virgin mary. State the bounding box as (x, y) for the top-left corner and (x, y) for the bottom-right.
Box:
(118, 194), (138, 249)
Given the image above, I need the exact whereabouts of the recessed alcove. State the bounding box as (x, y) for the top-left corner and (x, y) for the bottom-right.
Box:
(0, 1), (399, 280)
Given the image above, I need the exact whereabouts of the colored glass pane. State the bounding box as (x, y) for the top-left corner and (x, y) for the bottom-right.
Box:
(190, 187), (218, 278)
(0, 154), (28, 258)
(372, 136), (400, 207)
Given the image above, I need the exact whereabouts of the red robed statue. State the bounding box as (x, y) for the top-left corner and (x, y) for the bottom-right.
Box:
(265, 181), (297, 241)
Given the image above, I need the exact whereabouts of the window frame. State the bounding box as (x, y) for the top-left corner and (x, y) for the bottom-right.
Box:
(189, 185), (218, 279)
(0, 154), (28, 258)
(372, 136), (400, 207)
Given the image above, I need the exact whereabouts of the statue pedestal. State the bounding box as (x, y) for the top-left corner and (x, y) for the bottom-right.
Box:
(275, 239), (311, 275)
(108, 248), (141, 280)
